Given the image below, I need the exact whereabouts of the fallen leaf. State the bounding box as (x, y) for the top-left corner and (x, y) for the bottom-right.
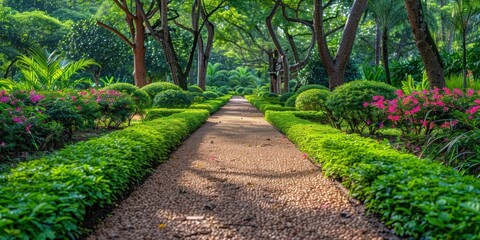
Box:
(158, 223), (167, 229)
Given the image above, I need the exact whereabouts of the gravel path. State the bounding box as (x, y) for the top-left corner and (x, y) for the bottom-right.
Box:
(88, 96), (397, 240)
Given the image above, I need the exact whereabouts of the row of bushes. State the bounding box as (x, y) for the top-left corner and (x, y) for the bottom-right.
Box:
(0, 89), (138, 156)
(245, 95), (295, 113)
(0, 109), (211, 239)
(145, 95), (232, 120)
(265, 111), (480, 239)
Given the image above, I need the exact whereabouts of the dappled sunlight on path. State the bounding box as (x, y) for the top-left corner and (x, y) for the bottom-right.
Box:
(88, 96), (397, 240)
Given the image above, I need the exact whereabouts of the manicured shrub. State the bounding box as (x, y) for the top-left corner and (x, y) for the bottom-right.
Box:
(40, 91), (85, 138)
(203, 91), (219, 100)
(140, 82), (182, 99)
(103, 83), (152, 119)
(145, 108), (186, 120)
(103, 83), (138, 94)
(236, 87), (245, 94)
(93, 89), (136, 128)
(296, 84), (329, 94)
(285, 94), (298, 107)
(189, 92), (205, 103)
(218, 86), (229, 94)
(279, 92), (295, 103)
(325, 80), (397, 134)
(295, 89), (330, 112)
(263, 105), (296, 112)
(188, 85), (204, 93)
(242, 87), (255, 95)
(0, 110), (210, 239)
(153, 89), (192, 108)
(258, 91), (278, 99)
(265, 111), (480, 240)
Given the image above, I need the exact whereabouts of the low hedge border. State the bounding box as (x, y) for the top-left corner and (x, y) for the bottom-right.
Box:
(265, 111), (480, 239)
(146, 95), (232, 120)
(0, 109), (210, 239)
(245, 95), (294, 113)
(190, 95), (231, 114)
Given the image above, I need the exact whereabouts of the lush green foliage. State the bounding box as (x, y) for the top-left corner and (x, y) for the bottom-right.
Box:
(284, 94), (298, 107)
(0, 90), (63, 155)
(0, 109), (210, 239)
(188, 85), (204, 93)
(153, 90), (192, 109)
(140, 82), (182, 100)
(296, 84), (329, 94)
(245, 95), (294, 113)
(265, 111), (480, 239)
(93, 89), (136, 128)
(279, 92), (295, 103)
(203, 91), (219, 100)
(325, 80), (397, 134)
(295, 89), (330, 112)
(102, 83), (152, 120)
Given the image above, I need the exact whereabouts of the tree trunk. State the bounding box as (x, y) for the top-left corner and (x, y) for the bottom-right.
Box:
(381, 29), (392, 85)
(158, 0), (188, 90)
(133, 6), (147, 87)
(404, 0), (445, 88)
(268, 50), (279, 93)
(266, 1), (289, 93)
(462, 33), (467, 89)
(313, 0), (368, 90)
(196, 2), (215, 90)
(375, 22), (381, 65)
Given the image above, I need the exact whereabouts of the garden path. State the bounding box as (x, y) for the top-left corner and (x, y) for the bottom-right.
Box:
(88, 96), (397, 240)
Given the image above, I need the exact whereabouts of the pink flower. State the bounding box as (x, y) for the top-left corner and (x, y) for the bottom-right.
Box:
(25, 124), (31, 133)
(13, 117), (23, 124)
(467, 89), (474, 97)
(363, 102), (369, 108)
(0, 96), (10, 103)
(0, 142), (5, 147)
(29, 91), (44, 103)
(394, 89), (404, 98)
(453, 88), (463, 96)
(388, 115), (400, 122)
(77, 106), (82, 110)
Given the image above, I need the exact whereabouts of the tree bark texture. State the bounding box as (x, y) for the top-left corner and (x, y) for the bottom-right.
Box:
(266, 1), (289, 93)
(381, 29), (392, 85)
(313, 0), (367, 90)
(404, 0), (445, 88)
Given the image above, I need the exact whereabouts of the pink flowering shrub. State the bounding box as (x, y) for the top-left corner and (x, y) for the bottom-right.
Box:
(0, 90), (63, 156)
(366, 88), (479, 136)
(90, 89), (135, 128)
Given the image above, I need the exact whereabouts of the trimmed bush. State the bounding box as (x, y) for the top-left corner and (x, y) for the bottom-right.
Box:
(144, 108), (186, 120)
(325, 80), (397, 134)
(140, 82), (182, 99)
(242, 88), (255, 95)
(0, 110), (210, 239)
(236, 87), (245, 95)
(285, 94), (298, 107)
(94, 90), (136, 128)
(296, 84), (329, 94)
(103, 83), (137, 94)
(218, 86), (229, 94)
(295, 89), (330, 111)
(203, 91), (219, 100)
(265, 111), (480, 240)
(279, 92), (296, 103)
(102, 83), (152, 120)
(188, 85), (204, 93)
(153, 90), (192, 109)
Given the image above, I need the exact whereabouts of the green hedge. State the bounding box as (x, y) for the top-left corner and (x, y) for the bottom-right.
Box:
(145, 108), (186, 120)
(0, 110), (210, 239)
(245, 95), (292, 113)
(265, 111), (480, 239)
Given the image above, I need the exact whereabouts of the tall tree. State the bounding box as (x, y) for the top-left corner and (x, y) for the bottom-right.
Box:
(451, 0), (480, 89)
(97, 0), (150, 87)
(404, 0), (446, 88)
(313, 0), (368, 90)
(369, 0), (405, 85)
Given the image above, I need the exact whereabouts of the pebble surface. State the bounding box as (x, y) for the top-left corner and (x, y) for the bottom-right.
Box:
(87, 96), (398, 240)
